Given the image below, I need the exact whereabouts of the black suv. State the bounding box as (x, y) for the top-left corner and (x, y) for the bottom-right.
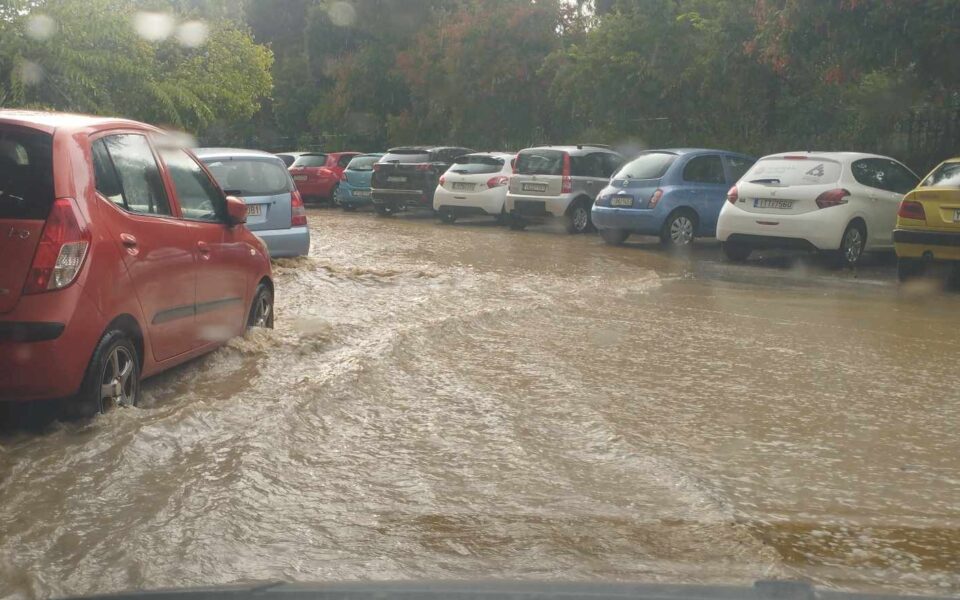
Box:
(371, 146), (474, 215)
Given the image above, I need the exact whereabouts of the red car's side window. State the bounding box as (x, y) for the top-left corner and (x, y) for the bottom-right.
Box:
(91, 135), (172, 216)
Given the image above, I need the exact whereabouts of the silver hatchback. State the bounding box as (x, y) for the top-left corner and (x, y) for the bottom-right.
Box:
(197, 148), (310, 258)
(506, 145), (624, 233)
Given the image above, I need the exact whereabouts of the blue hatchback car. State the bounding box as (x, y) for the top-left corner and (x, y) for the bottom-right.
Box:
(592, 149), (755, 247)
(337, 153), (384, 211)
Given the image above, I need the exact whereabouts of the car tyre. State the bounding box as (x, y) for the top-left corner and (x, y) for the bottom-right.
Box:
(248, 283), (274, 329)
(599, 228), (629, 246)
(508, 214), (527, 231)
(69, 329), (141, 418)
(374, 204), (393, 217)
(661, 209), (697, 247)
(565, 199), (592, 234)
(440, 211), (456, 224)
(897, 257), (925, 282)
(838, 221), (867, 267)
(330, 183), (340, 206)
(722, 241), (752, 262)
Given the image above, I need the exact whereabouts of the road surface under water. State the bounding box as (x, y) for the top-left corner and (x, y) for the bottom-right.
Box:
(1, 209), (959, 598)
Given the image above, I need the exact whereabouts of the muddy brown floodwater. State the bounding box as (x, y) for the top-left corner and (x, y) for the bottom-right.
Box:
(2, 208), (959, 599)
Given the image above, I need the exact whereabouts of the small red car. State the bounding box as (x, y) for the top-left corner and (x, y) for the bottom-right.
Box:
(0, 110), (273, 417)
(289, 151), (361, 204)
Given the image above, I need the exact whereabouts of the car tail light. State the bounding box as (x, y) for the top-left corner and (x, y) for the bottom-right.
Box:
(23, 197), (91, 294)
(291, 189), (307, 226)
(416, 163), (432, 172)
(648, 188), (663, 209)
(439, 176), (446, 186)
(339, 171), (347, 181)
(487, 176), (508, 188)
(561, 152), (572, 193)
(815, 188), (850, 209)
(898, 200), (926, 221)
(726, 185), (738, 204)
(511, 156), (518, 174)
(373, 163), (381, 172)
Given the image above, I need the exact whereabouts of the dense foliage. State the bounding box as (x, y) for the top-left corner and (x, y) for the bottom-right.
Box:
(2, 0), (958, 171)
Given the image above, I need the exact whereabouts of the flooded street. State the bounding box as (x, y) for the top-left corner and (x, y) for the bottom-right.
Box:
(2, 208), (959, 598)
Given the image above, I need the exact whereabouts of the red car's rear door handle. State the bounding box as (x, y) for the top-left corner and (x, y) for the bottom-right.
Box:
(120, 233), (138, 247)
(197, 241), (211, 254)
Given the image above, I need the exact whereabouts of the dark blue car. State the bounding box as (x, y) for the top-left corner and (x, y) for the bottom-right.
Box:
(592, 148), (755, 247)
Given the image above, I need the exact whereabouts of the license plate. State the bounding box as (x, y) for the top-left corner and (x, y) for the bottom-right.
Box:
(354, 190), (370, 198)
(953, 209), (960, 222)
(611, 196), (633, 207)
(522, 182), (547, 192)
(293, 175), (307, 181)
(246, 204), (263, 217)
(754, 198), (793, 210)
(387, 176), (407, 183)
(452, 182), (473, 191)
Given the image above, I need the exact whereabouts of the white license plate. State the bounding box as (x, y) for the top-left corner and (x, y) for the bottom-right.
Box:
(953, 209), (960, 222)
(754, 198), (793, 210)
(452, 182), (473, 191)
(611, 196), (633, 207)
(246, 204), (263, 217)
(522, 183), (547, 192)
(387, 176), (407, 183)
(293, 175), (308, 181)
(354, 190), (370, 198)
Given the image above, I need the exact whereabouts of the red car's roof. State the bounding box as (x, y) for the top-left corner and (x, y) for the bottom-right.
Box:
(0, 109), (155, 134)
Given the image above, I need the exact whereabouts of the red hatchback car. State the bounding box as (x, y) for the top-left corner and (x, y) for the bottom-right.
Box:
(0, 111), (273, 417)
(288, 151), (361, 204)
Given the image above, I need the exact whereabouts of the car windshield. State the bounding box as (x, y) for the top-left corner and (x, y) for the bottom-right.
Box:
(614, 152), (677, 180)
(516, 150), (565, 175)
(5, 3), (960, 600)
(291, 154), (328, 168)
(347, 156), (380, 171)
(203, 157), (291, 196)
(742, 157), (842, 186)
(922, 162), (960, 188)
(449, 155), (505, 175)
(0, 127), (54, 219)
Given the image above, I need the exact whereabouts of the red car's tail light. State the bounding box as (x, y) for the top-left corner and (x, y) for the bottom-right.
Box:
(487, 176), (508, 188)
(648, 188), (663, 209)
(561, 152), (572, 193)
(898, 200), (926, 220)
(815, 188), (850, 209)
(291, 189), (307, 226)
(726, 185), (738, 204)
(24, 197), (91, 294)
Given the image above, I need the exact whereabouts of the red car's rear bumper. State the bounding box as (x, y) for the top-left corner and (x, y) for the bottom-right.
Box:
(0, 284), (105, 402)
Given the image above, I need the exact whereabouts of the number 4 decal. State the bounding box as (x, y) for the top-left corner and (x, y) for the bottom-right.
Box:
(806, 164), (825, 177)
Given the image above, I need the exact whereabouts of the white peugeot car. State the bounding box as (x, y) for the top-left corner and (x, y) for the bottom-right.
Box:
(433, 152), (515, 223)
(716, 152), (919, 265)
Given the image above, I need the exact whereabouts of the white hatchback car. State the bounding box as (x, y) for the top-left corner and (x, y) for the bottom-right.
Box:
(716, 152), (919, 265)
(433, 152), (515, 223)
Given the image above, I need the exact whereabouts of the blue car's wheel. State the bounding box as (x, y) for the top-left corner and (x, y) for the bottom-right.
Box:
(599, 228), (629, 245)
(661, 209), (697, 247)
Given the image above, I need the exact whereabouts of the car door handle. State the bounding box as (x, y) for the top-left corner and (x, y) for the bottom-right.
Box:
(120, 233), (137, 247)
(197, 241), (211, 254)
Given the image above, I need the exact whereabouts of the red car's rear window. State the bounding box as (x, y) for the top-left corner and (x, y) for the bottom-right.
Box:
(291, 154), (328, 168)
(0, 126), (54, 220)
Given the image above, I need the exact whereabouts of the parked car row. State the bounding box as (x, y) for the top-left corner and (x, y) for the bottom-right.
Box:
(281, 143), (960, 278)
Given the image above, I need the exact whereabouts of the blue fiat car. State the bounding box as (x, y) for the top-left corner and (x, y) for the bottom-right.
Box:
(592, 148), (755, 247)
(337, 153), (384, 211)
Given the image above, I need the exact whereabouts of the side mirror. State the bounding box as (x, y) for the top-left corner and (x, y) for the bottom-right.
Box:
(225, 195), (247, 225)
